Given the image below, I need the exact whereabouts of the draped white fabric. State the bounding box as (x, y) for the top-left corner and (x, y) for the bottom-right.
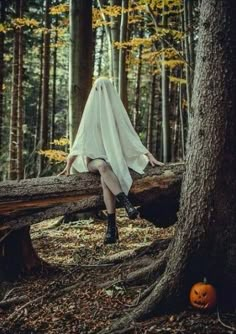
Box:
(69, 77), (149, 194)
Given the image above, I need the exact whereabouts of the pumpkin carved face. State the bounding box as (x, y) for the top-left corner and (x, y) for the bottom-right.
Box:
(189, 281), (217, 310)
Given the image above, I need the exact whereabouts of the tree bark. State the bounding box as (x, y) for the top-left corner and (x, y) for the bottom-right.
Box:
(16, 0), (24, 180)
(0, 227), (43, 281)
(8, 0), (20, 180)
(0, 163), (184, 227)
(118, 0), (128, 109)
(50, 15), (58, 148)
(0, 163), (184, 281)
(110, 0), (122, 90)
(102, 0), (236, 331)
(38, 0), (51, 176)
(68, 0), (93, 144)
(0, 0), (5, 162)
(161, 11), (171, 163)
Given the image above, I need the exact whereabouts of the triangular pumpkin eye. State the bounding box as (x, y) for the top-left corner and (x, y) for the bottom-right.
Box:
(202, 292), (207, 297)
(194, 289), (199, 295)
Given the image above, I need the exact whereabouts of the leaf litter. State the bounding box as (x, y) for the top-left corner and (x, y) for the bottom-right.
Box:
(0, 210), (235, 334)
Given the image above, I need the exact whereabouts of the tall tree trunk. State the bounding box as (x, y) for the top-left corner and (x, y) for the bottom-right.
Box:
(178, 76), (185, 160)
(69, 0), (93, 144)
(110, 0), (121, 90)
(35, 32), (44, 154)
(8, 0), (20, 180)
(118, 0), (128, 109)
(51, 16), (58, 148)
(16, 0), (24, 180)
(152, 75), (161, 158)
(0, 0), (5, 162)
(96, 26), (105, 77)
(97, 0), (113, 79)
(161, 11), (171, 163)
(146, 73), (156, 151)
(38, 0), (51, 176)
(133, 26), (143, 130)
(105, 0), (236, 331)
(170, 81), (178, 162)
(183, 0), (194, 119)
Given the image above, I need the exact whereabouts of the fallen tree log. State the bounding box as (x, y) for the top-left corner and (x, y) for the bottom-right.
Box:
(0, 163), (184, 280)
(0, 163), (184, 231)
(0, 163), (184, 227)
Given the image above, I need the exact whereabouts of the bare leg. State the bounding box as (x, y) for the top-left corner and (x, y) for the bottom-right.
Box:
(88, 159), (118, 244)
(87, 159), (122, 195)
(100, 176), (116, 214)
(88, 158), (138, 220)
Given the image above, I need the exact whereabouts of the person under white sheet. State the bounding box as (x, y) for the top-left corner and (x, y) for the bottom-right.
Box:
(59, 77), (163, 244)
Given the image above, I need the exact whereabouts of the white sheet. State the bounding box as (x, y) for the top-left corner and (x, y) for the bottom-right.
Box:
(69, 77), (149, 194)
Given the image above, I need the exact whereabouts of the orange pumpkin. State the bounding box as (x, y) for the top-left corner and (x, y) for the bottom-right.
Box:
(189, 279), (217, 310)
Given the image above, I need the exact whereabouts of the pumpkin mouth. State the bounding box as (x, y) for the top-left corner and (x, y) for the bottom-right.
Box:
(192, 301), (209, 309)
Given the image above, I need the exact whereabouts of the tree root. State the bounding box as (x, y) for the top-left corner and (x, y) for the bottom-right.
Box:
(124, 252), (167, 286)
(99, 269), (182, 334)
(99, 238), (171, 266)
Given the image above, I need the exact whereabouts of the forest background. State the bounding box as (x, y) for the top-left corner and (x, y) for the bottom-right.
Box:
(0, 0), (198, 181)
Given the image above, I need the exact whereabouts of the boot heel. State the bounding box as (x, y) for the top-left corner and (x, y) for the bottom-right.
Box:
(116, 192), (139, 220)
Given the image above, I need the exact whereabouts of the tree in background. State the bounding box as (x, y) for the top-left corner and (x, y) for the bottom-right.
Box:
(0, 0), (6, 167)
(37, 0), (51, 176)
(0, 0), (199, 179)
(68, 0), (93, 144)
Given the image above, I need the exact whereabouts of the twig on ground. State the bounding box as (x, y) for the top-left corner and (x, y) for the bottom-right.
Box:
(0, 296), (28, 309)
(4, 272), (85, 325)
(217, 307), (236, 332)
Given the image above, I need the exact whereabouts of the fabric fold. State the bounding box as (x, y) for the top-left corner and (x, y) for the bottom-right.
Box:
(69, 77), (149, 194)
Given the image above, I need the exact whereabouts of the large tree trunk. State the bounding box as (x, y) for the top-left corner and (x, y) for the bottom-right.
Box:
(161, 11), (171, 163)
(16, 0), (24, 180)
(68, 0), (93, 143)
(50, 15), (58, 148)
(103, 0), (236, 332)
(38, 0), (51, 176)
(8, 0), (20, 180)
(118, 0), (128, 109)
(0, 0), (5, 163)
(110, 0), (121, 90)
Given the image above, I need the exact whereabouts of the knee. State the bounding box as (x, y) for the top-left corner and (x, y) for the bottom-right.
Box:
(97, 161), (109, 174)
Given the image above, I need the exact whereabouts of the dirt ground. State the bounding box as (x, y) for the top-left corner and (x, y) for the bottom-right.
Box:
(0, 212), (235, 334)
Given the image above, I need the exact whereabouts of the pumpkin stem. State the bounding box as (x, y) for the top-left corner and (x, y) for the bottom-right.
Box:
(203, 277), (208, 284)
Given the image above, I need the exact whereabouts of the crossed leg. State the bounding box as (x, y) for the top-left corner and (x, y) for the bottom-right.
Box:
(87, 158), (120, 243)
(87, 158), (122, 213)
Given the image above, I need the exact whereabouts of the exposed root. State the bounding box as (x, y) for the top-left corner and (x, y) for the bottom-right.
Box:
(125, 252), (167, 286)
(99, 238), (171, 265)
(99, 269), (181, 334)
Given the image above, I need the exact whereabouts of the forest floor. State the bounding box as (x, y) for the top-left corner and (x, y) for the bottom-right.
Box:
(0, 211), (235, 334)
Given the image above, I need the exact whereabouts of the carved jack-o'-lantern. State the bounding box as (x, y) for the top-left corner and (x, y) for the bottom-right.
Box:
(189, 279), (217, 310)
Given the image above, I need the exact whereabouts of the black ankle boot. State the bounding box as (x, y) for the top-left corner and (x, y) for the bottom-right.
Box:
(116, 192), (139, 219)
(104, 213), (119, 244)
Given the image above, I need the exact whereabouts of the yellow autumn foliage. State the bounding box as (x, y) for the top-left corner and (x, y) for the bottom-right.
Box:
(38, 149), (67, 163)
(0, 23), (8, 33)
(160, 59), (185, 68)
(49, 4), (69, 15)
(169, 76), (187, 85)
(143, 48), (181, 62)
(140, 0), (182, 9)
(12, 17), (39, 28)
(38, 138), (70, 163)
(52, 138), (70, 146)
